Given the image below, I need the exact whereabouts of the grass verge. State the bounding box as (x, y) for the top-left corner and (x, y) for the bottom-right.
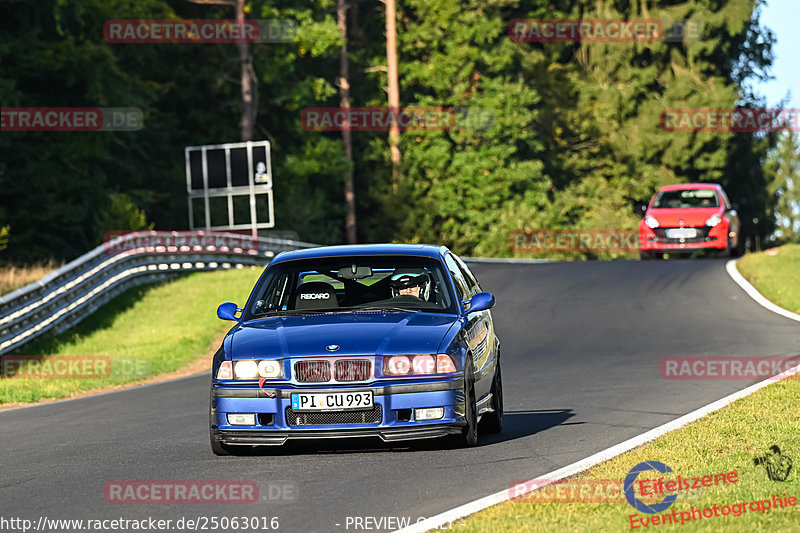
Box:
(0, 267), (260, 405)
(736, 244), (800, 314)
(457, 376), (800, 532)
(456, 246), (800, 532)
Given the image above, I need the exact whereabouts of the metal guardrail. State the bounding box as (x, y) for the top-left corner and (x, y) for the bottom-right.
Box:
(0, 231), (318, 355)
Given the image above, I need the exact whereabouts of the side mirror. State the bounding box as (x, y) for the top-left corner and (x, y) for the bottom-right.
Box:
(463, 292), (495, 314)
(217, 302), (242, 321)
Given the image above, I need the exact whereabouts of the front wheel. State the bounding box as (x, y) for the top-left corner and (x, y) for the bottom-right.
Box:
(479, 357), (503, 434)
(210, 431), (235, 456)
(641, 252), (664, 260)
(450, 357), (478, 448)
(728, 232), (744, 258)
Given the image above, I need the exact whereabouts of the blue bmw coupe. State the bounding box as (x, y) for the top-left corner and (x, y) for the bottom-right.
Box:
(209, 244), (502, 454)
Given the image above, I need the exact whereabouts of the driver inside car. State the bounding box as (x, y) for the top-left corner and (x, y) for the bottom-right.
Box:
(389, 271), (431, 301)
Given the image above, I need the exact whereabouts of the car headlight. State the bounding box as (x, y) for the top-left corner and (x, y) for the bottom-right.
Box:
(645, 216), (659, 229)
(257, 360), (283, 378)
(228, 359), (284, 380)
(705, 214), (722, 227)
(233, 360), (258, 379)
(384, 354), (457, 375)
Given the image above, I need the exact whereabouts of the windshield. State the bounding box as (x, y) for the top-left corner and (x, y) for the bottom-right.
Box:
(652, 189), (719, 209)
(243, 255), (456, 319)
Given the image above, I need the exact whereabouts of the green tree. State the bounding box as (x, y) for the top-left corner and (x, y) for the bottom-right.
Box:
(765, 131), (800, 243)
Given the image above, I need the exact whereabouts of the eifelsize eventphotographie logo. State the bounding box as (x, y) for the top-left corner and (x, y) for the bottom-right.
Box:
(624, 461), (797, 529)
(754, 446), (793, 482)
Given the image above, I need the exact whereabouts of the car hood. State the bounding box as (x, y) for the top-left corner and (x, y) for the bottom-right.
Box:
(645, 207), (723, 227)
(229, 312), (459, 358)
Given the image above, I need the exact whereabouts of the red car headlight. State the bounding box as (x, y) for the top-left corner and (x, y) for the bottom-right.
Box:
(383, 354), (457, 376)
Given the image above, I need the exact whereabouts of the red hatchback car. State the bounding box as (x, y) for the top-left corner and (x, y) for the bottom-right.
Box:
(638, 183), (743, 259)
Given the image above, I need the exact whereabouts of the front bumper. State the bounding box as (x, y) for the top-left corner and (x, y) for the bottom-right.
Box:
(210, 378), (466, 446)
(639, 224), (728, 252)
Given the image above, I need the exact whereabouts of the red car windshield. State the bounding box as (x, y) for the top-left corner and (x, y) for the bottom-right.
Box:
(653, 189), (719, 209)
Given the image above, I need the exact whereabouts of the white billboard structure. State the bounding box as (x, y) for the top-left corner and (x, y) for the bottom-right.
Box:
(185, 140), (274, 238)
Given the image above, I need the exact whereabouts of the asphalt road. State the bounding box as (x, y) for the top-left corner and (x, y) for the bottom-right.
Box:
(2, 259), (798, 533)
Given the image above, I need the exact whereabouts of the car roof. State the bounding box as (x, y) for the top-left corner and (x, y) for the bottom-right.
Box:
(657, 183), (722, 192)
(269, 244), (450, 265)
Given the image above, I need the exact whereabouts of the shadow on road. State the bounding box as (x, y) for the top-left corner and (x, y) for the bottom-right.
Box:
(478, 409), (579, 446)
(229, 408), (578, 457)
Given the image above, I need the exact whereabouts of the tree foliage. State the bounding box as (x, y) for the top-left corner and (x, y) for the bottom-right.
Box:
(0, 0), (781, 262)
(765, 132), (800, 243)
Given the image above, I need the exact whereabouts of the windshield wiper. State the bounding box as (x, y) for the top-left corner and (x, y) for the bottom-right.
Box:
(351, 306), (420, 313)
(251, 309), (342, 318)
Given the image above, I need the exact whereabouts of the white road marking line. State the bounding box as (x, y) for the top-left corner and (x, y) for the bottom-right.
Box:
(725, 259), (800, 323)
(396, 259), (800, 533)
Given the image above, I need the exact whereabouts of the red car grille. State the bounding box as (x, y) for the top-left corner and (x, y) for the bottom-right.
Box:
(294, 360), (331, 382)
(334, 359), (372, 381)
(653, 227), (712, 244)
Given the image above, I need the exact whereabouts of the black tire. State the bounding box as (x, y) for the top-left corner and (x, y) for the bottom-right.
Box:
(450, 357), (478, 448)
(640, 252), (652, 261)
(210, 431), (235, 456)
(479, 357), (503, 434)
(729, 231), (744, 258)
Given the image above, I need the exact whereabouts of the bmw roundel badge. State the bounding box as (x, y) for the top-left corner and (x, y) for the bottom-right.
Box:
(326, 344), (340, 352)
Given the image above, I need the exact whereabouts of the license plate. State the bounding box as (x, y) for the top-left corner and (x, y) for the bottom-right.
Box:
(666, 228), (697, 239)
(291, 391), (373, 411)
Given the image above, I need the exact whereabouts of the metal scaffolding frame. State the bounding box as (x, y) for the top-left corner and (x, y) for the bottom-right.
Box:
(185, 140), (274, 238)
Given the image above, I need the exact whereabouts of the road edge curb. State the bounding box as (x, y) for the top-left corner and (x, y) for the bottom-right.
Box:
(0, 370), (207, 414)
(725, 258), (800, 323)
(395, 259), (800, 533)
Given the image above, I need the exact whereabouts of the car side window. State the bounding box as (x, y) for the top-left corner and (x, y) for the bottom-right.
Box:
(444, 253), (470, 301)
(721, 191), (731, 210)
(452, 254), (481, 295)
(253, 271), (293, 314)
